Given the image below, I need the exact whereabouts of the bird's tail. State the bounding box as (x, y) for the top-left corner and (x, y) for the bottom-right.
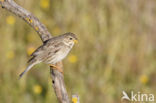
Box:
(19, 58), (40, 79)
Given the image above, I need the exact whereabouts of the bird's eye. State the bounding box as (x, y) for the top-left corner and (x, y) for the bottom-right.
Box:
(69, 38), (73, 40)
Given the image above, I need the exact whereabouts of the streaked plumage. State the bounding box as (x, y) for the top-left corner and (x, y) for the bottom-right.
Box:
(19, 32), (78, 79)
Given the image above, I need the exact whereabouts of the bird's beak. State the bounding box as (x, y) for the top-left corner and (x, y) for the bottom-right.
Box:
(73, 39), (78, 44)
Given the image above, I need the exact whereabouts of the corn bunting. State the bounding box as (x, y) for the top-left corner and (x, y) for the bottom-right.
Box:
(19, 32), (78, 79)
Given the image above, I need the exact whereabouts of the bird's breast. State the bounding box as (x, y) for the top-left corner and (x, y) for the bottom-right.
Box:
(53, 47), (71, 64)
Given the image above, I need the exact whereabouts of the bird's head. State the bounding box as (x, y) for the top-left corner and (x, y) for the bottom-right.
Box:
(62, 32), (78, 47)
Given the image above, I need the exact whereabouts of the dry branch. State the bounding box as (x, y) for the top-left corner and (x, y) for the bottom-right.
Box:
(0, 0), (70, 103)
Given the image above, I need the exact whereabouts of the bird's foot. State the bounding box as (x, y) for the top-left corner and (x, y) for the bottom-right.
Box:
(50, 64), (63, 74)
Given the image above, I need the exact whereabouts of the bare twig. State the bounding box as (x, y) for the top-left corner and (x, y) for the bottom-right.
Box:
(0, 0), (70, 103)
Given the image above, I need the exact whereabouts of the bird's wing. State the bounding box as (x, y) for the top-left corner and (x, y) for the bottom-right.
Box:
(30, 45), (45, 56)
(30, 39), (63, 57)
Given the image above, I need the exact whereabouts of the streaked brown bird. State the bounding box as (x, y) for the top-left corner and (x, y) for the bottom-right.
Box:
(19, 32), (78, 79)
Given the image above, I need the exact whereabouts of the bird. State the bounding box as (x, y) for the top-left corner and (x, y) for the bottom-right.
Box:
(19, 32), (78, 79)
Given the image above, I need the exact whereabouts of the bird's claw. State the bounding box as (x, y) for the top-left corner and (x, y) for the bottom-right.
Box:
(50, 64), (64, 74)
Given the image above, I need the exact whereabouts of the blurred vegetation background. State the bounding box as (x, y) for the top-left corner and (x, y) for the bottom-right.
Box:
(0, 0), (156, 103)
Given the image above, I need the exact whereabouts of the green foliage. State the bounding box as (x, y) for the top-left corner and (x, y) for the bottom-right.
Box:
(0, 0), (156, 103)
